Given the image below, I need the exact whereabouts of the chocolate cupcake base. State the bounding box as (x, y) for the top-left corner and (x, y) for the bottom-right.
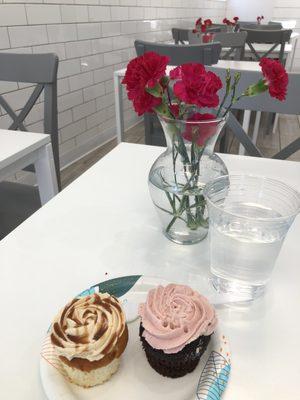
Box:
(139, 324), (211, 378)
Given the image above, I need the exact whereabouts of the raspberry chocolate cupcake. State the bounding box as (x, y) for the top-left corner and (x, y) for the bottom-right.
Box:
(50, 293), (128, 387)
(139, 284), (217, 378)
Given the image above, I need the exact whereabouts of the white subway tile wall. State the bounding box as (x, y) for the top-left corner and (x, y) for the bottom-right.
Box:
(0, 0), (226, 168)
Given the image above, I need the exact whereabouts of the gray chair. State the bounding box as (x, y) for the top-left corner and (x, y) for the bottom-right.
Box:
(243, 24), (282, 31)
(135, 40), (221, 67)
(209, 24), (228, 32)
(237, 21), (258, 29)
(241, 28), (292, 62)
(172, 26), (224, 44)
(237, 22), (281, 31)
(189, 31), (248, 60)
(0, 53), (59, 239)
(134, 40), (221, 146)
(206, 27), (222, 33)
(172, 28), (189, 45)
(268, 21), (283, 29)
(208, 66), (300, 159)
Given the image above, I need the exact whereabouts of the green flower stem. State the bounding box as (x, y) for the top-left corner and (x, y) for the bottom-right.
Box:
(159, 123), (208, 235)
(164, 163), (208, 234)
(222, 72), (241, 118)
(166, 215), (178, 233)
(176, 131), (190, 164)
(217, 69), (232, 118)
(172, 138), (178, 186)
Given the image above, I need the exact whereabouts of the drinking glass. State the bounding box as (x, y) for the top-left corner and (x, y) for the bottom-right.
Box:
(204, 175), (300, 301)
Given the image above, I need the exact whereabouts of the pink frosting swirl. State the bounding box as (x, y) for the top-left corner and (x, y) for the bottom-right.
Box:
(139, 284), (217, 354)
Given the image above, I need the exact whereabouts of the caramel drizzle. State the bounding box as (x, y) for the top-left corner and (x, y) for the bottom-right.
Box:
(51, 294), (124, 355)
(101, 332), (117, 355)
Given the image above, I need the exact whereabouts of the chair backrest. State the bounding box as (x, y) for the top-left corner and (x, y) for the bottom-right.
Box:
(0, 53), (60, 187)
(210, 24), (228, 32)
(244, 24), (282, 31)
(172, 28), (189, 44)
(188, 31), (216, 44)
(213, 31), (247, 60)
(205, 27), (222, 33)
(240, 28), (292, 62)
(134, 40), (221, 66)
(268, 21), (283, 29)
(207, 66), (300, 159)
(172, 26), (225, 44)
(238, 21), (258, 28)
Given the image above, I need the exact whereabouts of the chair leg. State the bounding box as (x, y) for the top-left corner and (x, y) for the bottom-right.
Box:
(265, 112), (275, 135)
(219, 129), (228, 153)
(239, 110), (251, 155)
(144, 114), (153, 145)
(272, 114), (279, 134)
(227, 112), (263, 157)
(252, 111), (261, 146)
(35, 143), (59, 205)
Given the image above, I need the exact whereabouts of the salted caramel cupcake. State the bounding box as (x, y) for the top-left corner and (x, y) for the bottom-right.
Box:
(50, 293), (128, 387)
(139, 284), (217, 378)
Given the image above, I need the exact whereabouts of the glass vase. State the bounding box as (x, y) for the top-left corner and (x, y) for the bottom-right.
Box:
(226, 25), (235, 32)
(148, 112), (228, 245)
(201, 32), (215, 43)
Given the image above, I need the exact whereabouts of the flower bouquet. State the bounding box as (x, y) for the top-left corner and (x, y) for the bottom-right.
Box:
(193, 18), (214, 43)
(122, 53), (288, 244)
(257, 16), (264, 25)
(223, 17), (239, 32)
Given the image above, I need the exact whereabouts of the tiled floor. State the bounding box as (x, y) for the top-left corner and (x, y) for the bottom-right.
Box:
(61, 113), (300, 188)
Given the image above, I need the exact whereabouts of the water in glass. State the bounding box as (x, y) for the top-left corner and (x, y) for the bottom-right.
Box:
(204, 176), (300, 301)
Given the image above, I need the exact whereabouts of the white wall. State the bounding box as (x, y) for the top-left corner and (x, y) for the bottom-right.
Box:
(226, 0), (274, 21)
(273, 0), (300, 71)
(0, 0), (227, 177)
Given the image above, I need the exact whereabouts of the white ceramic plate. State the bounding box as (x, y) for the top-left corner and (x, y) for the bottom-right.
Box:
(40, 275), (231, 400)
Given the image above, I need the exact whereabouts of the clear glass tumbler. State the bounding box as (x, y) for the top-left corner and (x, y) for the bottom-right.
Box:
(204, 175), (300, 301)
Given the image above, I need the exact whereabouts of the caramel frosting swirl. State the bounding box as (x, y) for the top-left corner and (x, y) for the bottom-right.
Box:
(139, 284), (217, 354)
(50, 293), (126, 362)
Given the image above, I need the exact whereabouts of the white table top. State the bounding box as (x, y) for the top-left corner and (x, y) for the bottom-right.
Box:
(1, 143), (300, 399)
(0, 129), (49, 170)
(115, 59), (260, 78)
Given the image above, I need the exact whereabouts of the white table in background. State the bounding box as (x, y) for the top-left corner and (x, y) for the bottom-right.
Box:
(0, 143), (299, 399)
(0, 129), (58, 205)
(114, 60), (261, 145)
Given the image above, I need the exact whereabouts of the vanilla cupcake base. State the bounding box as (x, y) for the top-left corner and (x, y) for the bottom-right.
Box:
(61, 358), (120, 388)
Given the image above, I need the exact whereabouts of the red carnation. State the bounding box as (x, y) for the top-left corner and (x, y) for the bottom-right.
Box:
(223, 18), (228, 24)
(204, 19), (212, 26)
(170, 104), (180, 118)
(170, 66), (182, 80)
(202, 33), (214, 43)
(183, 113), (217, 146)
(233, 16), (239, 21)
(173, 63), (222, 108)
(201, 24), (206, 33)
(147, 78), (157, 89)
(122, 52), (169, 116)
(259, 58), (288, 101)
